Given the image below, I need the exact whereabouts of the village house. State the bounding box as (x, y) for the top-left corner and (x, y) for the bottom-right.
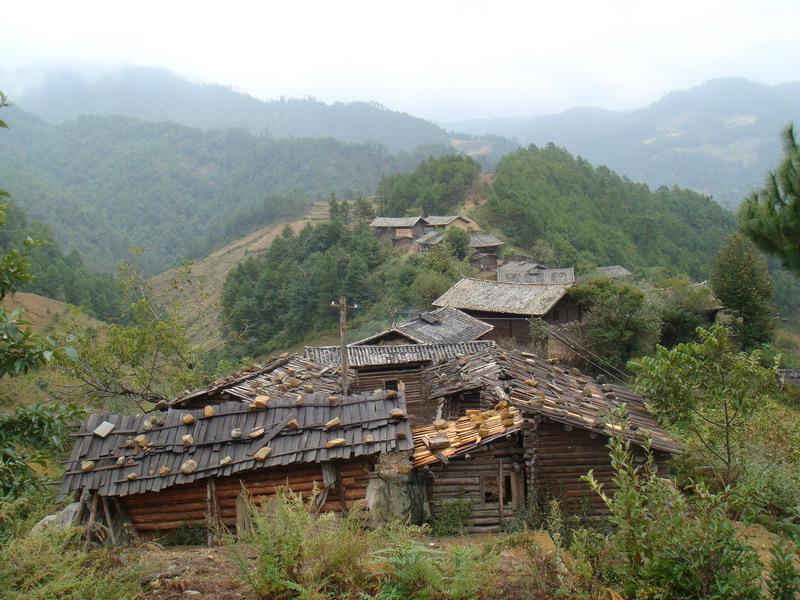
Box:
(422, 215), (480, 232)
(414, 348), (680, 530)
(369, 216), (426, 250)
(497, 262), (576, 285)
(416, 231), (505, 271)
(432, 277), (580, 346)
(305, 341), (496, 425)
(59, 354), (414, 542)
(351, 306), (494, 346)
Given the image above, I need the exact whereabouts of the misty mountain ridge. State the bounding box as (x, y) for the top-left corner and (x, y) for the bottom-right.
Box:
(447, 77), (800, 207)
(5, 64), (456, 154)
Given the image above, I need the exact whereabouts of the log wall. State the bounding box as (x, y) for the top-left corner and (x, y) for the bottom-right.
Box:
(426, 435), (525, 533)
(121, 459), (373, 532)
(353, 366), (435, 425)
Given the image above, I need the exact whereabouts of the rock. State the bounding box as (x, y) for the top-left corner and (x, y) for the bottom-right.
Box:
(324, 417), (341, 429)
(230, 427), (242, 439)
(182, 434), (194, 446)
(248, 427), (264, 439)
(253, 447), (272, 461)
(80, 460), (95, 472)
(203, 405), (216, 418)
(134, 434), (147, 447)
(219, 455), (232, 465)
(180, 459), (198, 474)
(183, 591), (201, 597)
(182, 414), (196, 426)
(32, 502), (81, 533)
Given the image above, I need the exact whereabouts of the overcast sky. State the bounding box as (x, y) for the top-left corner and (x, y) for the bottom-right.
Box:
(3, 0), (799, 122)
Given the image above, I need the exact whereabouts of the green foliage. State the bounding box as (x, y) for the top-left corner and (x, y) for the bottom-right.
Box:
(430, 498), (472, 536)
(740, 124), (800, 275)
(711, 233), (775, 348)
(647, 277), (720, 347)
(767, 540), (800, 600)
(0, 403), (85, 497)
(221, 221), (463, 354)
(568, 278), (662, 370)
(483, 144), (735, 280)
(372, 543), (444, 600)
(631, 324), (778, 486)
(0, 106), (446, 274)
(444, 227), (471, 260)
(378, 155), (481, 216)
(0, 526), (144, 600)
(52, 265), (204, 410)
(581, 412), (764, 599)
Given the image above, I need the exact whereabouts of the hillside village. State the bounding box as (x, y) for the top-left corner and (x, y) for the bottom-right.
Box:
(3, 24), (800, 600)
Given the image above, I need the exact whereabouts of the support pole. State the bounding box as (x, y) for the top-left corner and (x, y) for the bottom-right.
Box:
(101, 496), (118, 547)
(498, 460), (504, 527)
(339, 295), (348, 398)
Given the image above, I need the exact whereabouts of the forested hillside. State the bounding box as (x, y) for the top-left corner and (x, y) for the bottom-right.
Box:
(449, 78), (800, 207)
(7, 65), (453, 153)
(483, 144), (735, 279)
(0, 106), (447, 274)
(0, 202), (122, 320)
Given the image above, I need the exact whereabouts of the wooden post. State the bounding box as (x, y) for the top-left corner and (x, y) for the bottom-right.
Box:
(206, 478), (220, 547)
(85, 493), (99, 549)
(101, 496), (118, 547)
(339, 295), (348, 398)
(498, 460), (504, 527)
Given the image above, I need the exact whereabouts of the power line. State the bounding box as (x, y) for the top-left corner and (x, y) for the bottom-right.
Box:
(542, 322), (631, 382)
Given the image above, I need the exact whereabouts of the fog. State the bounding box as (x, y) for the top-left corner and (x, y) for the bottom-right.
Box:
(3, 0), (799, 121)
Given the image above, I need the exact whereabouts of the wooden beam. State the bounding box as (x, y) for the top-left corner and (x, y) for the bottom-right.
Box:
(497, 460), (504, 527)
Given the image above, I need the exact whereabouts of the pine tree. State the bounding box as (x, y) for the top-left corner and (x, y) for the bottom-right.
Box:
(710, 233), (774, 348)
(740, 124), (800, 274)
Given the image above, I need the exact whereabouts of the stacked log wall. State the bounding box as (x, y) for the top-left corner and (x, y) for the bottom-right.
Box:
(353, 367), (434, 425)
(426, 436), (524, 533)
(122, 459), (372, 532)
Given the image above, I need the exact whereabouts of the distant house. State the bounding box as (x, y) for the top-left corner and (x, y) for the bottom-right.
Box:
(497, 262), (576, 285)
(305, 341), (496, 425)
(417, 231), (505, 271)
(433, 277), (579, 345)
(422, 215), (479, 232)
(351, 306), (494, 346)
(586, 265), (633, 280)
(369, 216), (426, 249)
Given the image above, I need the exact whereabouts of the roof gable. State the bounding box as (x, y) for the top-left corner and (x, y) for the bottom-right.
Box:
(305, 341), (496, 368)
(370, 216), (423, 228)
(352, 307), (494, 346)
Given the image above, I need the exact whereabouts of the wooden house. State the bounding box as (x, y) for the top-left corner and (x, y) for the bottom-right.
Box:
(422, 215), (480, 232)
(351, 307), (494, 346)
(433, 277), (579, 346)
(369, 216), (426, 248)
(416, 231), (505, 272)
(413, 348), (681, 530)
(305, 341), (495, 426)
(497, 263), (576, 285)
(58, 355), (413, 542)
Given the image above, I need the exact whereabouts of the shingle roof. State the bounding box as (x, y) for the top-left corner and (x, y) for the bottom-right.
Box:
(370, 216), (423, 228)
(420, 348), (681, 454)
(433, 277), (569, 316)
(469, 234), (505, 248)
(593, 265), (633, 278)
(416, 231), (443, 246)
(60, 390), (412, 500)
(305, 341), (496, 368)
(172, 355), (341, 407)
(352, 307), (494, 345)
(423, 215), (462, 226)
(497, 263), (575, 284)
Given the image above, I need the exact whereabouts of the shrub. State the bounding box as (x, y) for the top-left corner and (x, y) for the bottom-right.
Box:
(582, 410), (765, 599)
(371, 542), (444, 600)
(767, 540), (800, 600)
(431, 498), (472, 536)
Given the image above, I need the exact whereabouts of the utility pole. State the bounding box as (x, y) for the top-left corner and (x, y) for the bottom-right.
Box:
(332, 296), (358, 398)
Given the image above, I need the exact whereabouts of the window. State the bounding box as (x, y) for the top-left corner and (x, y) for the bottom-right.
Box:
(384, 380), (399, 392)
(552, 309), (561, 321)
(480, 471), (515, 505)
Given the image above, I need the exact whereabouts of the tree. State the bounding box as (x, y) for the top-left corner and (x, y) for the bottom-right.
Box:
(710, 233), (774, 348)
(567, 278), (661, 370)
(631, 325), (778, 486)
(444, 227), (470, 260)
(353, 196), (375, 224)
(740, 124), (800, 275)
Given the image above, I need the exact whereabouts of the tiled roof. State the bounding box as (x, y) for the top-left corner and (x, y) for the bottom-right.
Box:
(172, 355), (341, 407)
(370, 216), (423, 228)
(433, 277), (569, 316)
(593, 265), (633, 278)
(421, 348), (681, 454)
(423, 215), (461, 226)
(469, 234), (505, 248)
(60, 390), (412, 499)
(305, 341), (496, 368)
(352, 307), (494, 345)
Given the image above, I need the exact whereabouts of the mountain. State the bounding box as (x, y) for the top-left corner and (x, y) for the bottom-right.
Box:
(448, 78), (800, 207)
(0, 106), (442, 274)
(6, 65), (454, 153)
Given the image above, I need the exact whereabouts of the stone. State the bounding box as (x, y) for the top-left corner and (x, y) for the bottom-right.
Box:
(253, 447), (272, 461)
(325, 438), (346, 448)
(158, 466), (171, 476)
(230, 427), (242, 439)
(180, 459), (198, 474)
(248, 427), (265, 439)
(80, 460), (95, 472)
(182, 414), (196, 426)
(134, 434), (147, 447)
(219, 456), (232, 465)
(182, 434), (193, 446)
(203, 405), (216, 418)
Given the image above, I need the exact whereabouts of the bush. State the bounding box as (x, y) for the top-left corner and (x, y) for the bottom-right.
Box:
(767, 540), (800, 600)
(431, 498), (472, 536)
